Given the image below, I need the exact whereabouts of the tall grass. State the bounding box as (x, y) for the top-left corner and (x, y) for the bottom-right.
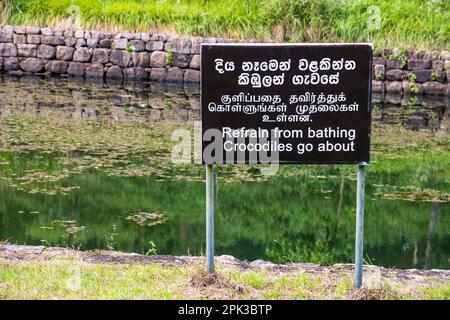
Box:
(0, 0), (13, 23)
(1, 0), (449, 51)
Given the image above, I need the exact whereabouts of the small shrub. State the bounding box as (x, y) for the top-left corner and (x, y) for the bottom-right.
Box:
(431, 70), (440, 81)
(375, 70), (384, 80)
(166, 50), (174, 65)
(388, 49), (407, 69)
(125, 42), (135, 52)
(408, 73), (420, 93)
(145, 240), (157, 256)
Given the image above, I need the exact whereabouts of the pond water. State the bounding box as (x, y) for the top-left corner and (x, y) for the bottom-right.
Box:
(0, 74), (448, 270)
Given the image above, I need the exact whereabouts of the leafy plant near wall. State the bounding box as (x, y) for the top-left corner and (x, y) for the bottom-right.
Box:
(388, 49), (407, 69)
(431, 70), (440, 81)
(166, 50), (174, 65)
(125, 42), (135, 53)
(408, 95), (419, 104)
(408, 73), (419, 93)
(375, 69), (384, 81)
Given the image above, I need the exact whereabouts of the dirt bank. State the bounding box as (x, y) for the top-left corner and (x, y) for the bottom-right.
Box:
(1, 243), (448, 284)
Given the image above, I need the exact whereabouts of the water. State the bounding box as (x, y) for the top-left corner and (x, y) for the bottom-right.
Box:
(0, 74), (448, 270)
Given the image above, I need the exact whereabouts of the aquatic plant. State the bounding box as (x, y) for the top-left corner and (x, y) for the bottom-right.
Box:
(388, 49), (407, 69)
(41, 220), (86, 235)
(105, 225), (119, 251)
(125, 211), (168, 228)
(373, 185), (449, 203)
(146, 240), (158, 256)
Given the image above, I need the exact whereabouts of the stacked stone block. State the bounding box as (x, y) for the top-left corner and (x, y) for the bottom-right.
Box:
(0, 25), (203, 83)
(372, 49), (450, 96)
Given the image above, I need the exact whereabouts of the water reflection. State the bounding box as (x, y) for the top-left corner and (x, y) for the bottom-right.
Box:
(0, 74), (448, 269)
(372, 92), (448, 133)
(0, 74), (200, 124)
(1, 74), (448, 132)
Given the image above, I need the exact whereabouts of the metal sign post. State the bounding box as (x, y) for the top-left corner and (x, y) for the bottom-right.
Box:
(205, 164), (215, 274)
(354, 163), (366, 288)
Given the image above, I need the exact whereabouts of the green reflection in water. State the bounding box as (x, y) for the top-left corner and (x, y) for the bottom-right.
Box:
(0, 118), (448, 269)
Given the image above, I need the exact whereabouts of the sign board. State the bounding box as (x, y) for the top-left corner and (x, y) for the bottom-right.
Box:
(201, 44), (372, 164)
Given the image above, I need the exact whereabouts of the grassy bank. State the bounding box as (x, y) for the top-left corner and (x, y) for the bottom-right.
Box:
(1, 0), (449, 51)
(0, 245), (449, 299)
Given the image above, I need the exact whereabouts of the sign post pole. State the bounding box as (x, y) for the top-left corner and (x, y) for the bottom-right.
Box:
(205, 164), (215, 274)
(355, 163), (365, 288)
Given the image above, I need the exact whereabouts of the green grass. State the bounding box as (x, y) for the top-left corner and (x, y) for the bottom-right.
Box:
(1, 0), (449, 51)
(0, 256), (449, 299)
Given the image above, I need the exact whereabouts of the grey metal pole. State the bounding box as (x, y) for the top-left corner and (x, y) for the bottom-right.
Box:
(355, 164), (365, 288)
(206, 164), (215, 274)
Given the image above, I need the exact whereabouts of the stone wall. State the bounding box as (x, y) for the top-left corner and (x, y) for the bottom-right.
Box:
(0, 25), (205, 83)
(372, 49), (450, 96)
(0, 25), (449, 95)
